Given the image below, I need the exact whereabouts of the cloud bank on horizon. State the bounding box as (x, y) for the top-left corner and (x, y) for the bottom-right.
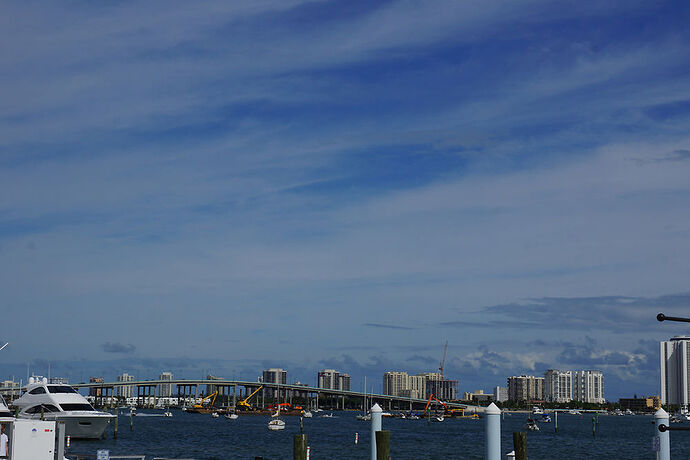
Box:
(1, 0), (690, 398)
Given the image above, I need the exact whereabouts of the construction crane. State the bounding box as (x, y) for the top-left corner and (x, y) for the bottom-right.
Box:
(192, 391), (218, 409)
(236, 386), (264, 411)
(439, 340), (448, 380)
(424, 394), (448, 414)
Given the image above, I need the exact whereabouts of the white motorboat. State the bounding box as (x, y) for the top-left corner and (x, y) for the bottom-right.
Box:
(268, 418), (285, 430)
(211, 412), (219, 418)
(302, 411), (312, 418)
(12, 376), (113, 439)
(225, 412), (239, 420)
(531, 406), (544, 415)
(434, 415), (445, 422)
(268, 405), (285, 430)
(356, 413), (371, 421)
(569, 410), (582, 415)
(525, 418), (539, 431)
(163, 410), (173, 417)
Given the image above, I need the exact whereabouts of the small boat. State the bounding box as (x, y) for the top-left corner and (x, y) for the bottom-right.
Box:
(211, 412), (219, 418)
(624, 409), (634, 416)
(319, 413), (335, 418)
(163, 410), (172, 417)
(356, 413), (371, 421)
(670, 414), (684, 423)
(540, 414), (552, 423)
(268, 404), (285, 430)
(268, 418), (285, 430)
(302, 411), (312, 418)
(408, 415), (420, 420)
(569, 410), (582, 415)
(525, 418), (539, 431)
(225, 413), (239, 420)
(531, 407), (544, 415)
(434, 415), (445, 422)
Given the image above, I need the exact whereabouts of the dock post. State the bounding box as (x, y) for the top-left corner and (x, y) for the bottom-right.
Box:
(512, 432), (527, 460)
(375, 430), (390, 460)
(370, 403), (383, 460)
(554, 410), (557, 433)
(655, 408), (670, 460)
(592, 416), (596, 438)
(56, 421), (66, 459)
(293, 433), (308, 460)
(485, 402), (501, 460)
(113, 408), (118, 439)
(130, 409), (133, 431)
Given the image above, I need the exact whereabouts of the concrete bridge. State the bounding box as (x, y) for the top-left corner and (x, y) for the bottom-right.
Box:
(71, 378), (484, 413)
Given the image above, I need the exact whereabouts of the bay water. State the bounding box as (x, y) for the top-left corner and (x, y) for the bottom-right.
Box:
(68, 410), (684, 459)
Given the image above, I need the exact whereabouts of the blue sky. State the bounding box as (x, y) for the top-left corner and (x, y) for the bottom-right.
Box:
(2, 0), (690, 399)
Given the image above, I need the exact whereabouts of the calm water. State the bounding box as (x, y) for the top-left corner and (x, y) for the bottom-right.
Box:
(68, 410), (685, 459)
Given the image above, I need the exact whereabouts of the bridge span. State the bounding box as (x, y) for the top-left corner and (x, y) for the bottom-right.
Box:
(72, 378), (484, 413)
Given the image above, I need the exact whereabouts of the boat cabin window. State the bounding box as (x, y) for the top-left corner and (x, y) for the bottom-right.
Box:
(59, 403), (94, 411)
(25, 404), (60, 414)
(29, 386), (47, 394)
(47, 385), (78, 394)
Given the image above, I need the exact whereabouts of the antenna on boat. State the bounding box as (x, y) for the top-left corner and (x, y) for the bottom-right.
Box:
(0, 342), (7, 352)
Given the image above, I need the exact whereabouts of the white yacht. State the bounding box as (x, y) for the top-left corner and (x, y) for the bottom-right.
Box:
(11, 376), (113, 439)
(0, 394), (14, 420)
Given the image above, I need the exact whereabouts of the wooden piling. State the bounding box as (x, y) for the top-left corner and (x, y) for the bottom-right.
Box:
(293, 434), (308, 460)
(375, 430), (390, 460)
(512, 432), (527, 460)
(113, 409), (118, 439)
(130, 410), (133, 431)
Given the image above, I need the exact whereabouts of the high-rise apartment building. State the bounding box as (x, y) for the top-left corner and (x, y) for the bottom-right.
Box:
(383, 371), (455, 400)
(507, 375), (544, 401)
(493, 386), (508, 403)
(159, 371), (173, 397)
(544, 369), (572, 403)
(318, 369), (340, 390)
(573, 370), (604, 403)
(660, 336), (690, 405)
(117, 373), (134, 398)
(263, 368), (287, 385)
(339, 374), (351, 391)
(263, 368), (287, 398)
(383, 372), (409, 397)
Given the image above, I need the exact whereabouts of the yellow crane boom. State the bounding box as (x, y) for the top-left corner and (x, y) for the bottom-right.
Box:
(236, 386), (263, 410)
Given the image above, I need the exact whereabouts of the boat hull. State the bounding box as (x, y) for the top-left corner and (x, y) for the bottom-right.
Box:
(18, 412), (113, 439)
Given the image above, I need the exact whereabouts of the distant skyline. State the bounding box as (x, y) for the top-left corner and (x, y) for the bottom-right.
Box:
(2, 1), (690, 400)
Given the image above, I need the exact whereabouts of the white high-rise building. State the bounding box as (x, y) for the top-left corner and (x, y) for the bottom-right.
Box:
(383, 372), (409, 397)
(493, 386), (508, 403)
(573, 370), (604, 403)
(318, 369), (340, 390)
(544, 370), (572, 403)
(117, 373), (134, 398)
(660, 336), (690, 405)
(159, 371), (173, 397)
